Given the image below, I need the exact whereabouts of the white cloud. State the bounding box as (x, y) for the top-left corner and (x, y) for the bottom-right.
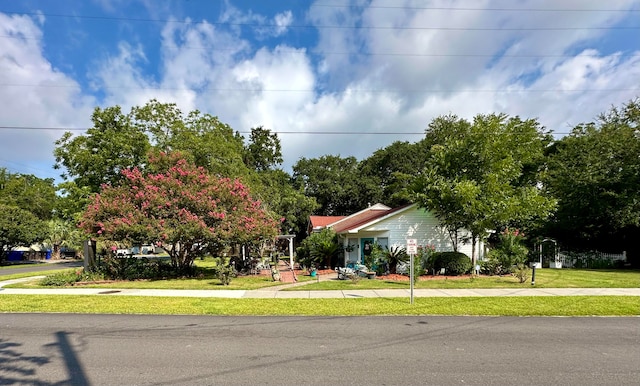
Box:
(274, 11), (293, 36)
(0, 13), (94, 178)
(89, 0), (640, 170)
(3, 1), (639, 180)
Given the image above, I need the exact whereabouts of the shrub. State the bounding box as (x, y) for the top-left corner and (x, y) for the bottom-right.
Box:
(513, 263), (530, 283)
(430, 251), (472, 276)
(412, 259), (424, 284)
(479, 257), (502, 275)
(417, 244), (436, 270)
(216, 264), (237, 285)
(296, 228), (341, 269)
(96, 256), (175, 280)
(40, 270), (82, 286)
(385, 245), (408, 274)
(488, 228), (528, 274)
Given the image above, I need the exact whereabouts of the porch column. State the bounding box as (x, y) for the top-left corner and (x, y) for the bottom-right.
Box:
(289, 237), (294, 268)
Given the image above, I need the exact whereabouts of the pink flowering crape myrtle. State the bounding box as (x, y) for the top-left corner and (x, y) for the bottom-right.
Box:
(80, 152), (279, 271)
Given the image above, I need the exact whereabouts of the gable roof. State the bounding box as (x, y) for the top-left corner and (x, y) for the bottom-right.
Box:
(308, 215), (347, 233)
(332, 203), (416, 233)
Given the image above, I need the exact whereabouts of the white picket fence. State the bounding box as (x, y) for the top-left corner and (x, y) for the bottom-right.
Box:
(557, 251), (626, 268)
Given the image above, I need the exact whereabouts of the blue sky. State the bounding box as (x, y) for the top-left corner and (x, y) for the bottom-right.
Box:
(1, 0), (639, 181)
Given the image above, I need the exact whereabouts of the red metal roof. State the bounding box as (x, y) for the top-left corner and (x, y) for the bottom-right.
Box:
(309, 215), (346, 230)
(331, 207), (392, 233)
(308, 203), (415, 234)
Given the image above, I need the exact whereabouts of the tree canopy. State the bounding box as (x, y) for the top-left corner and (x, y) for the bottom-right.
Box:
(411, 113), (556, 264)
(0, 169), (56, 220)
(0, 204), (44, 263)
(292, 155), (374, 216)
(544, 99), (640, 256)
(54, 105), (151, 193)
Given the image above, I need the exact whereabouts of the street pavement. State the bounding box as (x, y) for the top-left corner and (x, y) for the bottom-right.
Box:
(1, 275), (639, 298)
(2, 314), (640, 385)
(0, 260), (82, 276)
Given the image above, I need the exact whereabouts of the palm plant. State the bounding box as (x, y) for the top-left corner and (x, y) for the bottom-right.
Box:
(386, 245), (408, 274)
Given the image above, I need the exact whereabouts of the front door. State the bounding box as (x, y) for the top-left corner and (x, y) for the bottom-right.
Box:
(360, 238), (374, 265)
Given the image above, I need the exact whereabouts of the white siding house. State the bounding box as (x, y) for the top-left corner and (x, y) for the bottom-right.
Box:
(316, 203), (483, 266)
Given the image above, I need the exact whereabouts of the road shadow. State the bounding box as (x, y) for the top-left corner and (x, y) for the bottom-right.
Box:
(0, 331), (92, 386)
(0, 338), (50, 385)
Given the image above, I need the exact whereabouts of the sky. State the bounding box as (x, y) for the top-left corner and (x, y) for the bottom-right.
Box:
(1, 0), (639, 182)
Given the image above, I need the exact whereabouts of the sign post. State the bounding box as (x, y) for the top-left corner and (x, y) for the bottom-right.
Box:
(406, 239), (417, 304)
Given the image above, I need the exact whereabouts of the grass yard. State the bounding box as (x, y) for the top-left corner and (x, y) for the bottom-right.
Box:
(293, 269), (640, 290)
(4, 265), (638, 291)
(0, 294), (637, 316)
(5, 269), (288, 290)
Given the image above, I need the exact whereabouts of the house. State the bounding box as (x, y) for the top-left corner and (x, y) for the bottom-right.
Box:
(311, 203), (483, 266)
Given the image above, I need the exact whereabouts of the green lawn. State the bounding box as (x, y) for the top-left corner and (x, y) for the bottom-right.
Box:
(0, 295), (637, 316)
(4, 267), (639, 290)
(293, 269), (640, 290)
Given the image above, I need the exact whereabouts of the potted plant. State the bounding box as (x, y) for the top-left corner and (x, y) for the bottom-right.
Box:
(271, 266), (281, 281)
(309, 265), (317, 278)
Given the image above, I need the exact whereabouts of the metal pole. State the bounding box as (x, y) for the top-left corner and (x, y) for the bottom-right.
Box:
(410, 253), (414, 304)
(531, 265), (536, 286)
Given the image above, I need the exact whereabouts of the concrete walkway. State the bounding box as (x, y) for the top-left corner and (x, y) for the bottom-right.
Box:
(1, 276), (639, 298)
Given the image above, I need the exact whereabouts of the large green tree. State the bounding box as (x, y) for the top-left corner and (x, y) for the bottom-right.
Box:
(293, 155), (376, 216)
(54, 106), (151, 193)
(243, 126), (283, 172)
(412, 114), (556, 265)
(544, 99), (640, 262)
(254, 169), (319, 237)
(358, 140), (428, 207)
(0, 169), (56, 220)
(132, 100), (251, 179)
(0, 204), (43, 263)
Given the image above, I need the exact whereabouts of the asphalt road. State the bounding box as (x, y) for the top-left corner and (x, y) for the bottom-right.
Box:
(0, 260), (83, 276)
(1, 314), (638, 385)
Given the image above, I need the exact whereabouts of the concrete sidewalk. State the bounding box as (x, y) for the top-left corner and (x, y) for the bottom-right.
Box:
(1, 276), (639, 298)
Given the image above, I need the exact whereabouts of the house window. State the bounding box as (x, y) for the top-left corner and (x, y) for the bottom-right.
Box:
(377, 237), (388, 251)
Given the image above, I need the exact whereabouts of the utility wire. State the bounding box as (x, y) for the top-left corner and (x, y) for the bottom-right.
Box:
(2, 34), (638, 59)
(0, 10), (637, 31)
(0, 125), (573, 135)
(0, 83), (637, 93)
(310, 4), (640, 12)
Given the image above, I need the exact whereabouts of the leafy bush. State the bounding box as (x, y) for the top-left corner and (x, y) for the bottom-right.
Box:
(479, 257), (502, 275)
(417, 244), (436, 270)
(215, 263), (237, 285)
(385, 245), (408, 274)
(97, 256), (175, 280)
(513, 263), (530, 283)
(430, 251), (472, 276)
(40, 270), (82, 286)
(488, 228), (528, 274)
(412, 259), (424, 284)
(367, 243), (385, 273)
(296, 228), (341, 269)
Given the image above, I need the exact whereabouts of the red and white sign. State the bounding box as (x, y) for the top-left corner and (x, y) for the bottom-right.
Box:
(406, 239), (417, 255)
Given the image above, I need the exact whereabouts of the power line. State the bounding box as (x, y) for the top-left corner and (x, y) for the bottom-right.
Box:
(0, 10), (637, 31)
(0, 125), (573, 135)
(0, 83), (637, 93)
(2, 34), (637, 59)
(310, 4), (640, 12)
